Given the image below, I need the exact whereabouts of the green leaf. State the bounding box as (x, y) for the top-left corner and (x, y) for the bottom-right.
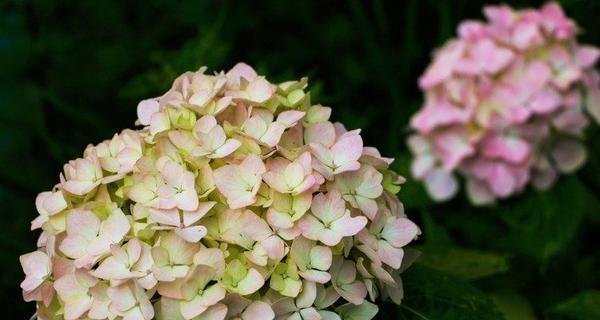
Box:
(547, 290), (600, 320)
(396, 265), (503, 320)
(420, 209), (454, 246)
(498, 176), (595, 267)
(417, 246), (509, 281)
(336, 301), (379, 320)
(490, 291), (535, 320)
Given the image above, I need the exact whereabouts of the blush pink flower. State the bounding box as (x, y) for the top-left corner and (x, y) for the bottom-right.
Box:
(289, 236), (333, 284)
(107, 281), (154, 320)
(214, 154), (266, 209)
(270, 280), (322, 319)
(266, 191), (312, 229)
(149, 201), (215, 242)
(59, 208), (130, 268)
(31, 190), (68, 230)
(410, 2), (600, 204)
(127, 160), (199, 211)
(22, 63), (418, 320)
(95, 129), (143, 177)
(190, 115), (241, 158)
(223, 294), (274, 320)
(19, 251), (55, 306)
(330, 257), (367, 305)
(263, 152), (322, 195)
(332, 165), (383, 220)
(310, 129), (364, 179)
(60, 151), (103, 196)
(174, 266), (227, 319)
(357, 212), (421, 269)
(298, 190), (368, 246)
(92, 238), (157, 289)
(151, 231), (200, 282)
(242, 109), (305, 147)
(53, 270), (99, 320)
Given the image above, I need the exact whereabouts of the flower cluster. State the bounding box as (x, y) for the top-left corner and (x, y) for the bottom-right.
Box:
(409, 3), (600, 205)
(21, 63), (420, 320)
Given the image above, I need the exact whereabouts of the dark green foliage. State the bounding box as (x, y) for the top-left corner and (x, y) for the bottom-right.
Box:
(547, 290), (600, 320)
(394, 265), (503, 320)
(1, 0), (599, 318)
(416, 246), (510, 281)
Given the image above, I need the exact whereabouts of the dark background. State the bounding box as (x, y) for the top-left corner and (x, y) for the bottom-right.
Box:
(1, 0), (599, 319)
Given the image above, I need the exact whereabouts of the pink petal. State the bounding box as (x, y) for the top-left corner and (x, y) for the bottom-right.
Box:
(260, 123), (286, 147)
(419, 41), (465, 88)
(485, 164), (519, 197)
(331, 133), (363, 169)
(381, 218), (420, 248)
(473, 39), (514, 74)
(246, 78), (275, 103)
(92, 256), (130, 280)
(299, 270), (331, 284)
(481, 135), (531, 164)
(137, 99), (160, 126)
(575, 46), (600, 68)
(423, 168), (458, 201)
(331, 213), (367, 238)
(305, 122), (336, 147)
(242, 301), (274, 320)
(337, 281), (367, 305)
(67, 209), (101, 239)
(552, 139), (587, 173)
(150, 208), (180, 227)
(227, 63), (258, 85)
(310, 191), (345, 224)
(261, 236), (286, 261)
(175, 226), (208, 243)
(319, 229), (343, 247)
(20, 251), (50, 280)
(529, 88), (561, 114)
(298, 215), (325, 242)
(410, 100), (470, 134)
(310, 246), (333, 271)
(236, 268), (264, 296)
(266, 209), (294, 229)
(276, 110), (305, 127)
(212, 139), (241, 158)
(354, 197), (378, 220)
(378, 241), (404, 269)
(195, 303), (228, 320)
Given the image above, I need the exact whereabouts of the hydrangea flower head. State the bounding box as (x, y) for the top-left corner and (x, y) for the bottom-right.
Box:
(21, 63), (420, 320)
(410, 3), (600, 204)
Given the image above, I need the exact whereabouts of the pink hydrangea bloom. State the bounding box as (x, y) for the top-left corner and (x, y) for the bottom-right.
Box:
(21, 63), (420, 320)
(410, 3), (600, 204)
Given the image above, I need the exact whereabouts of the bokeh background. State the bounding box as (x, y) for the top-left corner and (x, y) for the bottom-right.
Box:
(1, 0), (599, 319)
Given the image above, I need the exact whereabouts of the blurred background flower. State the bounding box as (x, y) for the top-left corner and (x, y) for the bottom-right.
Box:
(410, 3), (600, 205)
(1, 0), (600, 319)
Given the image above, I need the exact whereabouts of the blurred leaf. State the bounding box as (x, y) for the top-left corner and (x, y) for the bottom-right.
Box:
(420, 209), (453, 246)
(498, 176), (596, 267)
(417, 246), (509, 281)
(397, 265), (503, 320)
(490, 290), (535, 320)
(547, 290), (600, 320)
